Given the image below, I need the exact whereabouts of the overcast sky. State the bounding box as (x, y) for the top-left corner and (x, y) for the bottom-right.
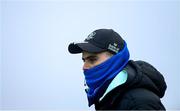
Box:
(0, 0), (180, 110)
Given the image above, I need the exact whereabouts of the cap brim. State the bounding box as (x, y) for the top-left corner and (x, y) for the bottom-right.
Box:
(68, 42), (106, 54)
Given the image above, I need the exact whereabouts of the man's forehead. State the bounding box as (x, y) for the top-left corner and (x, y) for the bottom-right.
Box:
(82, 51), (97, 58)
(82, 51), (111, 58)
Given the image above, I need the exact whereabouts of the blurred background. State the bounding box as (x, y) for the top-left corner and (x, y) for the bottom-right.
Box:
(0, 0), (180, 110)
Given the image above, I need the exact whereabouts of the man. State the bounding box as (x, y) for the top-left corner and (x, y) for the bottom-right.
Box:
(68, 29), (167, 110)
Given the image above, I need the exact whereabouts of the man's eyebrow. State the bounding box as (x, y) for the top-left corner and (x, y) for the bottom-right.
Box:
(82, 55), (97, 61)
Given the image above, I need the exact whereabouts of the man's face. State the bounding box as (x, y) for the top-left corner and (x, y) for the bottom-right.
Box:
(82, 51), (113, 70)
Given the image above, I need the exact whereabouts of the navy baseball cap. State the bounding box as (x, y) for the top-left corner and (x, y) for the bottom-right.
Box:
(68, 29), (125, 54)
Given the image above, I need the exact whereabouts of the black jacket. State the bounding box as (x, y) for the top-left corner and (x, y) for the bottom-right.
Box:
(95, 60), (167, 110)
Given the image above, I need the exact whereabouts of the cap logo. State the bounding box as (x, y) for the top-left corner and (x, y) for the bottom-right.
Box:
(86, 31), (96, 41)
(108, 43), (120, 53)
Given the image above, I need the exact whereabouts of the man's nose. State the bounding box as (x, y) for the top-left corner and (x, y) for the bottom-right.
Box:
(83, 62), (91, 70)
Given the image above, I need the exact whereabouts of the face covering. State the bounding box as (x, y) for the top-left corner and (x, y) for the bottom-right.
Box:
(83, 42), (130, 107)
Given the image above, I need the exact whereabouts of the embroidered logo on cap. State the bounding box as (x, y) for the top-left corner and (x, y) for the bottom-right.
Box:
(108, 43), (120, 53)
(86, 31), (96, 41)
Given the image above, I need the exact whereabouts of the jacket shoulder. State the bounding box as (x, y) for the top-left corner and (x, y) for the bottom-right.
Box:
(115, 88), (165, 110)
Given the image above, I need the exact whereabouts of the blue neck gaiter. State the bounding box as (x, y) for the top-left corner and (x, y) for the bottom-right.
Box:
(83, 42), (130, 107)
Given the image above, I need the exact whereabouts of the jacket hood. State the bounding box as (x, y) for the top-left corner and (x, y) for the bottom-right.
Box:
(125, 60), (167, 98)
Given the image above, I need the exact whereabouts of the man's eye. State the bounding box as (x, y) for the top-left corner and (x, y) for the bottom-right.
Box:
(89, 58), (97, 63)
